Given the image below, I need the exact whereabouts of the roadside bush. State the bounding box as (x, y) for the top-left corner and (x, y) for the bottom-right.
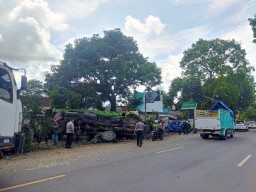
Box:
(23, 131), (38, 153)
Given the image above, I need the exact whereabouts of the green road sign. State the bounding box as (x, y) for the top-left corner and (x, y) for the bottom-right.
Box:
(181, 101), (197, 109)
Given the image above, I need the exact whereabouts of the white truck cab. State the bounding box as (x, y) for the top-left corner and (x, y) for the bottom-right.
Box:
(0, 61), (27, 157)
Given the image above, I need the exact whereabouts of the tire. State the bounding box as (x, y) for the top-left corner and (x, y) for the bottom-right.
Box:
(0, 150), (4, 159)
(64, 112), (80, 121)
(81, 112), (97, 120)
(64, 112), (80, 117)
(224, 134), (228, 140)
(152, 134), (156, 141)
(59, 121), (68, 134)
(82, 118), (96, 124)
(201, 134), (209, 139)
(223, 131), (228, 140)
(15, 133), (25, 154)
(101, 131), (116, 142)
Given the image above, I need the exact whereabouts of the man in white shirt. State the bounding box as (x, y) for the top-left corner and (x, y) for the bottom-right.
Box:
(134, 120), (144, 147)
(65, 118), (75, 149)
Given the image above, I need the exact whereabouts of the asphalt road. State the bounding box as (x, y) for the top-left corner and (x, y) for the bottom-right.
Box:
(1, 130), (256, 192)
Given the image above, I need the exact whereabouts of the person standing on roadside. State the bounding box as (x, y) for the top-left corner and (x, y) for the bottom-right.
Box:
(65, 118), (75, 149)
(184, 121), (191, 135)
(158, 120), (164, 140)
(134, 119), (144, 147)
(51, 122), (59, 146)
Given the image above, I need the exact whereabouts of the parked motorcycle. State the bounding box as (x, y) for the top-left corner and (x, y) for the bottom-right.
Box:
(151, 129), (163, 141)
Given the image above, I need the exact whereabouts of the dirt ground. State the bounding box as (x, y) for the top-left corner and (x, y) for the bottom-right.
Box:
(0, 133), (181, 174)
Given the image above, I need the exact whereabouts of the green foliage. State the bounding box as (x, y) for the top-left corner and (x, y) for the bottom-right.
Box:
(146, 111), (159, 126)
(34, 117), (52, 142)
(21, 79), (44, 119)
(45, 28), (162, 111)
(23, 130), (38, 153)
(168, 38), (255, 112)
(127, 91), (143, 111)
(162, 91), (171, 108)
(20, 80), (53, 151)
(180, 38), (252, 80)
(249, 14), (256, 43)
(48, 88), (67, 108)
(244, 103), (256, 120)
(168, 77), (183, 107)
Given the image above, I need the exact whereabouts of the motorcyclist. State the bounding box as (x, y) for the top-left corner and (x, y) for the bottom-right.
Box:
(184, 121), (191, 134)
(153, 120), (159, 131)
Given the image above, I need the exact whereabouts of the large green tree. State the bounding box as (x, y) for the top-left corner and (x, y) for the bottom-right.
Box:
(168, 38), (255, 112)
(180, 38), (252, 80)
(249, 14), (256, 43)
(21, 79), (44, 118)
(45, 29), (162, 111)
(168, 76), (203, 109)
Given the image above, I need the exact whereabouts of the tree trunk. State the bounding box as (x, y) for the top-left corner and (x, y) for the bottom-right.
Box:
(110, 95), (117, 111)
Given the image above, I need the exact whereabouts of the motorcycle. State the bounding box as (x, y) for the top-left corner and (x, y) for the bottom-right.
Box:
(151, 129), (163, 141)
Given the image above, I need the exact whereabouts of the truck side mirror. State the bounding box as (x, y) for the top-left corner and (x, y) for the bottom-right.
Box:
(20, 75), (27, 90)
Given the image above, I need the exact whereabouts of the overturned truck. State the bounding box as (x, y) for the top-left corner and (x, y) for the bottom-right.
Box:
(52, 109), (144, 142)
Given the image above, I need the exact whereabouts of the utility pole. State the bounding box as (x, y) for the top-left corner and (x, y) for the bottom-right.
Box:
(144, 92), (147, 121)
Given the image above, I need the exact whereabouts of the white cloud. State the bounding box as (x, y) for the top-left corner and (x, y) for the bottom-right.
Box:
(158, 54), (183, 91)
(124, 15), (210, 91)
(228, 1), (256, 24)
(49, 0), (107, 20)
(169, 0), (204, 5)
(0, 0), (68, 82)
(221, 22), (256, 68)
(0, 1), (62, 61)
(207, 0), (243, 15)
(125, 15), (209, 60)
(9, 0), (68, 31)
(124, 15), (166, 37)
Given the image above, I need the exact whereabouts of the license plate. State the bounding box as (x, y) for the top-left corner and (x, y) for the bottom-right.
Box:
(204, 131), (211, 134)
(3, 139), (9, 143)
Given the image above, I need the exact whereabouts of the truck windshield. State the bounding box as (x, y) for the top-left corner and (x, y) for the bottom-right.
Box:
(0, 68), (13, 102)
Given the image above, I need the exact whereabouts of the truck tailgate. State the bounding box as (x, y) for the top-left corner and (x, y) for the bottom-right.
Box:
(195, 118), (220, 130)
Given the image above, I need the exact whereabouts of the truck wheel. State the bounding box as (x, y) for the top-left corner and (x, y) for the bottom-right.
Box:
(224, 131), (228, 140)
(201, 134), (209, 139)
(0, 150), (4, 159)
(101, 131), (116, 142)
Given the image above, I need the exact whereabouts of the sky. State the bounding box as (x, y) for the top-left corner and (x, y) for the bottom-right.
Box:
(0, 0), (255, 92)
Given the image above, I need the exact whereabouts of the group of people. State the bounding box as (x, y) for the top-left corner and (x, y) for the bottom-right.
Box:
(51, 118), (75, 149)
(134, 119), (165, 147)
(52, 118), (183, 149)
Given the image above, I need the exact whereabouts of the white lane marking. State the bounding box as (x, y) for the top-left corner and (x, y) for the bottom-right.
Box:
(156, 147), (183, 154)
(237, 155), (252, 167)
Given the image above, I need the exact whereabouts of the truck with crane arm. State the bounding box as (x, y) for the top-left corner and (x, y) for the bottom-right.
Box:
(0, 61), (27, 157)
